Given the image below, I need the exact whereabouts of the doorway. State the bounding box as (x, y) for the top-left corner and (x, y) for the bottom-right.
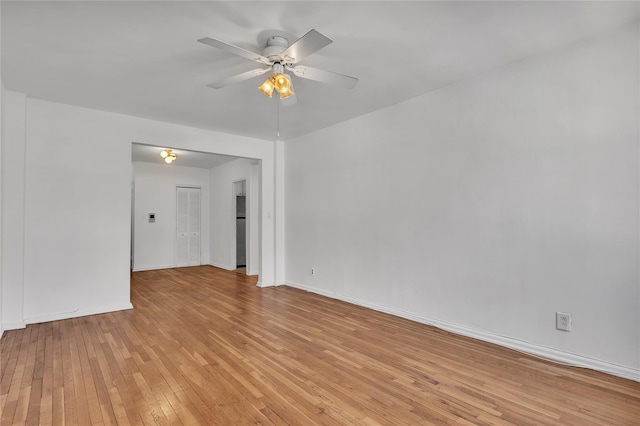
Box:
(233, 180), (247, 271)
(131, 144), (263, 280)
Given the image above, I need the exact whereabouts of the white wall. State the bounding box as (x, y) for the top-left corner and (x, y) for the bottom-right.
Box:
(0, 74), (4, 339)
(1, 91), (26, 329)
(0, 96), (278, 330)
(285, 25), (639, 380)
(133, 161), (210, 271)
(209, 158), (260, 276)
(0, 4), (3, 339)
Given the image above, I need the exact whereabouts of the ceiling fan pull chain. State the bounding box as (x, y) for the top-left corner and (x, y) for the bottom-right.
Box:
(277, 100), (281, 138)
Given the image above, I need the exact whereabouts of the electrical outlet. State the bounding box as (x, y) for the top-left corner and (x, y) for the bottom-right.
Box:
(556, 312), (572, 332)
(311, 268), (315, 276)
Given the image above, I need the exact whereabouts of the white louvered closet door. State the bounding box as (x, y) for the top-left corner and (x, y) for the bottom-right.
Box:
(176, 187), (201, 267)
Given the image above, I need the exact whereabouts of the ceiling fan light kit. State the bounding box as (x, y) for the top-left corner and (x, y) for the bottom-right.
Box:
(258, 77), (275, 98)
(275, 75), (294, 99)
(259, 74), (295, 100)
(198, 29), (358, 105)
(160, 149), (177, 164)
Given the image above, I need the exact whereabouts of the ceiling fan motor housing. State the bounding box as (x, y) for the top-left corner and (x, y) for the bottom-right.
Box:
(262, 36), (290, 61)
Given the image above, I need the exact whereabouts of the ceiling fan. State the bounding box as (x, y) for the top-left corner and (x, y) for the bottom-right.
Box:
(198, 29), (358, 105)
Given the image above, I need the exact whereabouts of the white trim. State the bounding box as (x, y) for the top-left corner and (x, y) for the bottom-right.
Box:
(2, 321), (26, 331)
(132, 264), (176, 272)
(208, 261), (234, 271)
(285, 280), (640, 382)
(24, 303), (134, 325)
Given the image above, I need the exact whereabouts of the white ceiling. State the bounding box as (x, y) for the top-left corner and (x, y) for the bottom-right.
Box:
(2, 1), (638, 142)
(131, 143), (241, 169)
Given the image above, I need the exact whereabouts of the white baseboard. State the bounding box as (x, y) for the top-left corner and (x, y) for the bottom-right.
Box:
(208, 262), (234, 271)
(2, 321), (26, 331)
(132, 264), (175, 272)
(24, 303), (134, 325)
(285, 280), (640, 382)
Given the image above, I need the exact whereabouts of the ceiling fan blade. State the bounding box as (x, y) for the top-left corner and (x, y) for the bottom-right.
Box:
(287, 65), (358, 89)
(206, 67), (271, 89)
(198, 37), (270, 65)
(280, 29), (332, 64)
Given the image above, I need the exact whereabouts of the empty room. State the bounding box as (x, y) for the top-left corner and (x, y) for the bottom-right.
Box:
(1, 1), (639, 425)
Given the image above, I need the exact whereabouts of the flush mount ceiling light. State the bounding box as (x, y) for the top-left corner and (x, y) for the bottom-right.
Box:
(258, 63), (295, 99)
(160, 149), (177, 164)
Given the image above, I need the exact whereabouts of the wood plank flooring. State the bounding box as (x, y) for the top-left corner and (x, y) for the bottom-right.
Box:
(1, 265), (639, 425)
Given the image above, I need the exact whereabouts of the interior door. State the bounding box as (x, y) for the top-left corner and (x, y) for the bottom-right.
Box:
(176, 186), (201, 267)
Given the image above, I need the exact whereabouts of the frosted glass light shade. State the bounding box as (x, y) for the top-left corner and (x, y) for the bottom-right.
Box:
(273, 73), (291, 92)
(161, 149), (176, 163)
(258, 78), (275, 97)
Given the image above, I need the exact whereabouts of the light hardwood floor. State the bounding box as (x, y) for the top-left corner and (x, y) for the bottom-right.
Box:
(1, 266), (639, 425)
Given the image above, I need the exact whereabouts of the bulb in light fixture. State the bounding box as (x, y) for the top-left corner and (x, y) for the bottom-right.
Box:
(161, 149), (176, 163)
(273, 73), (291, 93)
(258, 77), (275, 98)
(271, 73), (294, 99)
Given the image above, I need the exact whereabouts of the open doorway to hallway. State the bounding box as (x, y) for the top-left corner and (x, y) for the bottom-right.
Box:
(130, 143), (260, 278)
